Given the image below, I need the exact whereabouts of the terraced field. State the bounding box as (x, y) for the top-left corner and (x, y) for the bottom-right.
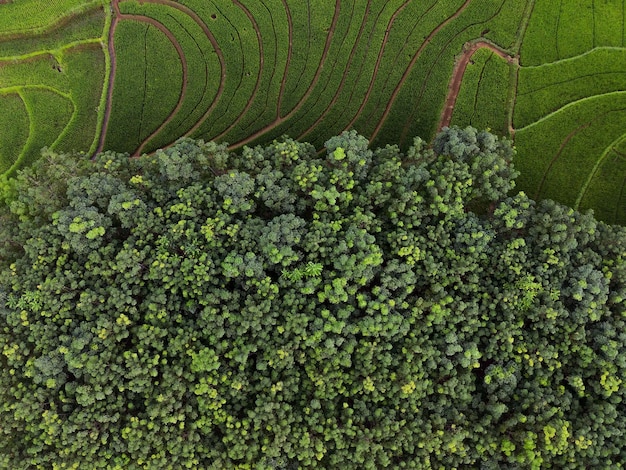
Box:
(0, 1), (107, 175)
(1, 0), (625, 224)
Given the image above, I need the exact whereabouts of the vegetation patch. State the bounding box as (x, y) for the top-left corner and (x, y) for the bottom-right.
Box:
(0, 93), (29, 172)
(2, 129), (625, 468)
(450, 48), (510, 134)
(103, 20), (183, 154)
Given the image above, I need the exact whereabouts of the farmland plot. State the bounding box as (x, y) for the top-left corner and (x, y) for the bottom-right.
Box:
(2, 0), (626, 224)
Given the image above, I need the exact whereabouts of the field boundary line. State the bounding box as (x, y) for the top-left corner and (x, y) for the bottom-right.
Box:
(90, 0), (113, 156)
(575, 128), (626, 209)
(0, 0), (104, 39)
(515, 90), (626, 132)
(0, 84), (72, 100)
(521, 46), (626, 69)
(369, 0), (472, 144)
(0, 38), (102, 63)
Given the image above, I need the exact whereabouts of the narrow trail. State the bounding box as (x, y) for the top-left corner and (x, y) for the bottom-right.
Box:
(368, 0), (473, 144)
(228, 0), (341, 149)
(437, 40), (517, 134)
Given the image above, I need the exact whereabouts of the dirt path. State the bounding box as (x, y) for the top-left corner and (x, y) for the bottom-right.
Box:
(437, 39), (517, 134)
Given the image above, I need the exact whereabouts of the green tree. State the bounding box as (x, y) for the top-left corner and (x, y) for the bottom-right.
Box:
(0, 128), (625, 468)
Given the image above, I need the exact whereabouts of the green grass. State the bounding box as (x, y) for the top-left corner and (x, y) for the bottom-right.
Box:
(515, 48), (626, 128)
(8, 88), (74, 174)
(104, 20), (183, 154)
(0, 92), (29, 173)
(594, 0), (623, 47)
(514, 92), (626, 209)
(0, 7), (105, 57)
(556, 0), (594, 60)
(214, 0), (291, 142)
(52, 44), (105, 155)
(450, 48), (510, 134)
(187, 1), (260, 140)
(577, 138), (626, 224)
(519, 0), (559, 66)
(0, 0), (103, 38)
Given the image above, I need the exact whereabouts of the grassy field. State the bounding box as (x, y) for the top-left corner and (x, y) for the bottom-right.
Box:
(0, 0), (104, 38)
(513, 0), (626, 224)
(0, 92), (29, 172)
(0, 2), (106, 176)
(450, 48), (510, 135)
(2, 0), (626, 224)
(103, 20), (183, 154)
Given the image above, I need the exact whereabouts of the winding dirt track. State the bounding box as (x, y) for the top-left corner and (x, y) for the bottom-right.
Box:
(437, 39), (517, 134)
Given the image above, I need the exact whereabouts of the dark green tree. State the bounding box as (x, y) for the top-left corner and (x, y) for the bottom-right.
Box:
(0, 127), (624, 469)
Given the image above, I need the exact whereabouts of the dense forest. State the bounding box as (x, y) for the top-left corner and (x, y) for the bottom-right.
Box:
(0, 127), (625, 468)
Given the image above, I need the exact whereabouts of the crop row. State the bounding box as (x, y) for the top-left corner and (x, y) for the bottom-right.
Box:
(450, 48), (510, 134)
(104, 20), (183, 154)
(100, 0), (530, 152)
(520, 0), (624, 66)
(514, 92), (626, 223)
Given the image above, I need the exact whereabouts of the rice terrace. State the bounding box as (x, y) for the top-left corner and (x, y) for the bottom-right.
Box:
(1, 0), (626, 224)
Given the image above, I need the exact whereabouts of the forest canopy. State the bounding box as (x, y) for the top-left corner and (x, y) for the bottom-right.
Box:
(0, 127), (625, 469)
